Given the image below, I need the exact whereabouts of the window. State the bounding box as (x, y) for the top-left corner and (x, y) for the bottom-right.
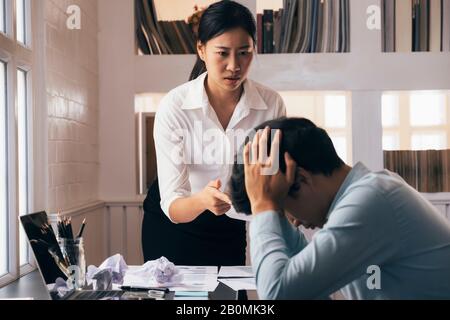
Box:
(382, 91), (449, 150)
(0, 61), (7, 276)
(15, 0), (26, 44)
(381, 94), (399, 127)
(280, 91), (352, 164)
(0, 0), (5, 33)
(410, 92), (446, 127)
(382, 91), (450, 192)
(17, 68), (29, 266)
(411, 132), (447, 150)
(0, 0), (37, 287)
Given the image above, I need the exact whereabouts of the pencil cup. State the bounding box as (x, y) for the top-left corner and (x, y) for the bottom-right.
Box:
(58, 237), (86, 289)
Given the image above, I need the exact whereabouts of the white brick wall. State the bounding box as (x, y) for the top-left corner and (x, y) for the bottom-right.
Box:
(46, 0), (99, 212)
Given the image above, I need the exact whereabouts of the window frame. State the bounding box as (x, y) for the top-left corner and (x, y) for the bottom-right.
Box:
(0, 0), (44, 288)
(382, 91), (450, 151)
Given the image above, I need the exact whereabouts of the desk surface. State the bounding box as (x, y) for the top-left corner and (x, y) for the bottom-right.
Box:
(0, 270), (257, 300)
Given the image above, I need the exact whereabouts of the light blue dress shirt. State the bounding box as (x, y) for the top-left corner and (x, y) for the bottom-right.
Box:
(250, 162), (450, 299)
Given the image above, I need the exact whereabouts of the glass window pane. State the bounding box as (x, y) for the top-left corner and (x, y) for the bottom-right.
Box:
(411, 132), (447, 150)
(0, 0), (6, 33)
(281, 92), (316, 118)
(382, 94), (399, 127)
(410, 92), (446, 126)
(330, 135), (347, 163)
(17, 69), (28, 265)
(324, 95), (346, 128)
(383, 134), (400, 150)
(0, 61), (7, 276)
(16, 0), (25, 44)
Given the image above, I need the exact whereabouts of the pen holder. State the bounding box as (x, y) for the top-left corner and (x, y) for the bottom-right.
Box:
(58, 237), (86, 289)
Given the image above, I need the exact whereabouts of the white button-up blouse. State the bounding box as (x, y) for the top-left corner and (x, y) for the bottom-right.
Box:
(153, 72), (286, 222)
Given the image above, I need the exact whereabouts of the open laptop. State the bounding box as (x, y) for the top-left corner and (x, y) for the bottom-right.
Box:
(20, 211), (146, 300)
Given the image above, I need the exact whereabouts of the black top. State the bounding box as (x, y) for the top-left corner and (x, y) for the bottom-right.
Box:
(141, 179), (246, 266)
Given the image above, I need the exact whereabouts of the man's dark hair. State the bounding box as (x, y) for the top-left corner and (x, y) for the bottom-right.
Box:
(229, 117), (345, 215)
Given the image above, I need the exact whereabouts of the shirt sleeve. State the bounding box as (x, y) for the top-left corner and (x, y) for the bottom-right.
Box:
(249, 187), (399, 299)
(153, 100), (191, 222)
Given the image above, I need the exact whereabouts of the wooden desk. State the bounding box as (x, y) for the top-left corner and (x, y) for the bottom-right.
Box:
(0, 270), (257, 300)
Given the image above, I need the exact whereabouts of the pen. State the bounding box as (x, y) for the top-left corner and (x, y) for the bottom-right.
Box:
(77, 218), (86, 238)
(120, 286), (169, 293)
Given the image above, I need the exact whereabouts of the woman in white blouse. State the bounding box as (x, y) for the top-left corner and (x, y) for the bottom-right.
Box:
(142, 1), (286, 266)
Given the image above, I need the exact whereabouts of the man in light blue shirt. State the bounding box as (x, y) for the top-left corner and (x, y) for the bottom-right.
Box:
(229, 117), (450, 299)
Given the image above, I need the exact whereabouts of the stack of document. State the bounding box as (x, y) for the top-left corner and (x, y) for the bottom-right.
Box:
(122, 265), (219, 292)
(218, 266), (256, 291)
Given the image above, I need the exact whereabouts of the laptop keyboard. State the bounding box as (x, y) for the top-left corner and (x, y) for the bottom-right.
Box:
(73, 290), (124, 300)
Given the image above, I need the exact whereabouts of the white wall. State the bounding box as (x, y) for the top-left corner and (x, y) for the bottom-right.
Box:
(98, 0), (136, 200)
(46, 0), (99, 212)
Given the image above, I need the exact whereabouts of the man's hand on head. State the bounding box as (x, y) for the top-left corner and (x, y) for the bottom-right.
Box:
(243, 127), (297, 216)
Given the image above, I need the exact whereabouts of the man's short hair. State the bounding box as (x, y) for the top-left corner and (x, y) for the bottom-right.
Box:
(229, 117), (344, 215)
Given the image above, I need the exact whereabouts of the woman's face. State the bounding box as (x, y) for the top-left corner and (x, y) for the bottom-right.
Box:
(197, 27), (254, 93)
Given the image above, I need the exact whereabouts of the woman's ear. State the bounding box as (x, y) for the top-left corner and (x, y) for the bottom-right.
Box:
(197, 41), (205, 61)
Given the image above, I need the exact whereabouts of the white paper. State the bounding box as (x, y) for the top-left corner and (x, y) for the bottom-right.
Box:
(218, 266), (254, 278)
(177, 266), (218, 274)
(219, 278), (256, 291)
(123, 267), (219, 292)
(167, 274), (219, 292)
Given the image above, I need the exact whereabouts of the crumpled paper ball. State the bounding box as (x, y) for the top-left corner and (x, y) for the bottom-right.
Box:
(147, 256), (179, 283)
(86, 253), (128, 289)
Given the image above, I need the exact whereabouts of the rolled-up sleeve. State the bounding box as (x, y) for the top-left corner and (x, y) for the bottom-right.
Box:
(153, 100), (191, 222)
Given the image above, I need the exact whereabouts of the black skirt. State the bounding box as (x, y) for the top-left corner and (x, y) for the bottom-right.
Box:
(141, 179), (246, 266)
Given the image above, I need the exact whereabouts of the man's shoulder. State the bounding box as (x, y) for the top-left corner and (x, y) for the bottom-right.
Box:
(329, 171), (406, 221)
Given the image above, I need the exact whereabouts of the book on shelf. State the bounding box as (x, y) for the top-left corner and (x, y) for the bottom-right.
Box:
(263, 10), (275, 54)
(395, 0), (413, 52)
(257, 13), (263, 54)
(419, 0), (430, 51)
(273, 10), (283, 53)
(382, 0), (396, 52)
(136, 0), (195, 55)
(256, 0), (350, 53)
(430, 0), (441, 51)
(383, 149), (450, 193)
(442, 0), (450, 51)
(136, 0), (351, 55)
(384, 0), (449, 52)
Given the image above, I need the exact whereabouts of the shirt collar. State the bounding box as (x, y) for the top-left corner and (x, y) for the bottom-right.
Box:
(180, 72), (269, 111)
(326, 162), (371, 219)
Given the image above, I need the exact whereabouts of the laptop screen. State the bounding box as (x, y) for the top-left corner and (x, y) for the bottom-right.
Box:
(20, 211), (68, 285)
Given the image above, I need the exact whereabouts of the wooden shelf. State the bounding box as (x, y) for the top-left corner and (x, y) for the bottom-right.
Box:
(135, 52), (450, 93)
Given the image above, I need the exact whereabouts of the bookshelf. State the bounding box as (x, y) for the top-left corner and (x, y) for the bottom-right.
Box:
(129, 0), (450, 197)
(99, 0), (450, 202)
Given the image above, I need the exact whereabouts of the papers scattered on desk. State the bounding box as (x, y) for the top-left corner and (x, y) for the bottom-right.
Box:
(218, 266), (256, 291)
(219, 278), (256, 291)
(218, 266), (254, 278)
(177, 266), (218, 274)
(174, 291), (208, 300)
(165, 274), (219, 292)
(122, 265), (219, 292)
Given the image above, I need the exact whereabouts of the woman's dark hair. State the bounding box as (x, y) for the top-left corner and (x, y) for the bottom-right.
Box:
(229, 117), (345, 215)
(189, 0), (256, 81)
